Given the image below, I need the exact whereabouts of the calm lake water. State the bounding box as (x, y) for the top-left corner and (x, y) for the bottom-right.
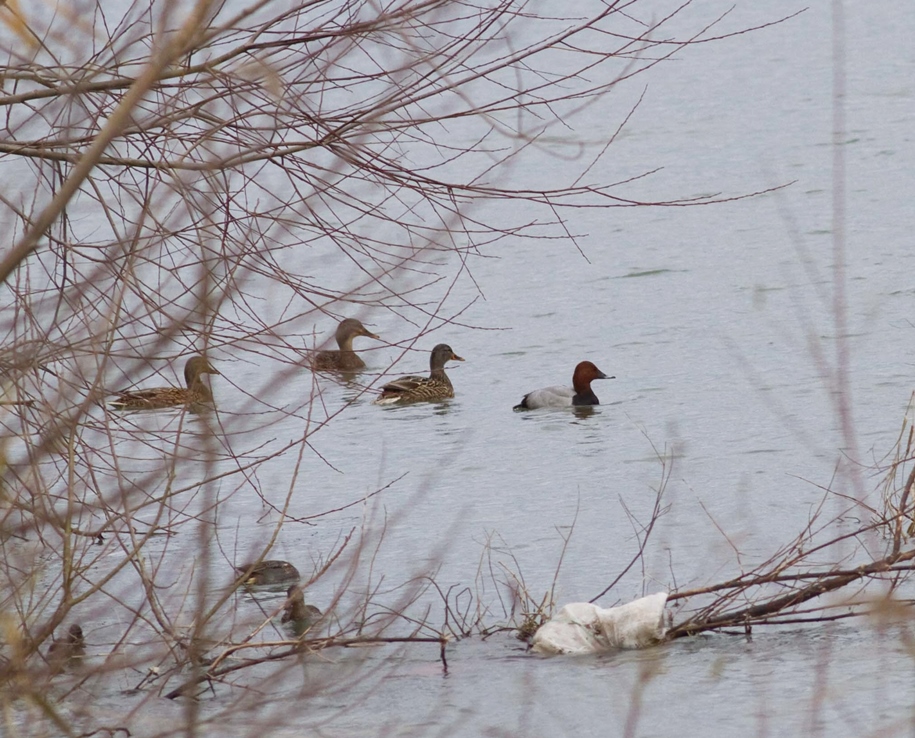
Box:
(11, 0), (915, 736)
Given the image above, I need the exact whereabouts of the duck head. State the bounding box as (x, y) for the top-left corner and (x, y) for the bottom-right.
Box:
(185, 356), (220, 385)
(337, 318), (380, 343)
(430, 343), (464, 371)
(572, 361), (612, 393)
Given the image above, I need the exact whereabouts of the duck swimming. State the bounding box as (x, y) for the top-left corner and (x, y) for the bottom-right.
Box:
(48, 624), (85, 670)
(311, 318), (380, 372)
(109, 356), (220, 410)
(234, 560), (300, 586)
(514, 361), (613, 409)
(281, 585), (323, 636)
(374, 344), (464, 405)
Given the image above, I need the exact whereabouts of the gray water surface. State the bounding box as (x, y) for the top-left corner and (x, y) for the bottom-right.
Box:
(14, 1), (915, 736)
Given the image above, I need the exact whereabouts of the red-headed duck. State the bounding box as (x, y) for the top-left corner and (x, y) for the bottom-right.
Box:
(109, 356), (219, 410)
(311, 318), (380, 372)
(374, 344), (464, 404)
(514, 361), (613, 410)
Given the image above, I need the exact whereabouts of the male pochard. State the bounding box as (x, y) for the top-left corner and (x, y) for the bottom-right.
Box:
(514, 361), (613, 409)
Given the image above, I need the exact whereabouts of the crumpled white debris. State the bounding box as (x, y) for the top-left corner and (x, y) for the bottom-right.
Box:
(532, 592), (668, 655)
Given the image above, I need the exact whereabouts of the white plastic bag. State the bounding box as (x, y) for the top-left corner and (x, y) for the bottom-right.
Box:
(532, 592), (668, 655)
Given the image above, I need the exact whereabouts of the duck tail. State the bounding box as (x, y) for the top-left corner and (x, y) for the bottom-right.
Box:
(513, 395), (530, 410)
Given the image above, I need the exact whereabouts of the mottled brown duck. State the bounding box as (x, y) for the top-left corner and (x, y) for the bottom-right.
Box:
(234, 559), (300, 586)
(109, 356), (220, 410)
(48, 624), (85, 671)
(281, 585), (323, 636)
(374, 344), (464, 405)
(311, 318), (380, 372)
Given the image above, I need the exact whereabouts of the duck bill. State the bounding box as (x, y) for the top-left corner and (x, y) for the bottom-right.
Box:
(451, 354), (465, 362)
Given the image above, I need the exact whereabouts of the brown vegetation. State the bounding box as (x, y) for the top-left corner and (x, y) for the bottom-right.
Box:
(0, 1), (826, 736)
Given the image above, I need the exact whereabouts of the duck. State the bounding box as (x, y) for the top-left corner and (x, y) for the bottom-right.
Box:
(234, 559), (300, 586)
(374, 344), (464, 405)
(311, 318), (380, 372)
(109, 356), (220, 410)
(281, 585), (323, 636)
(514, 361), (613, 409)
(48, 624), (85, 670)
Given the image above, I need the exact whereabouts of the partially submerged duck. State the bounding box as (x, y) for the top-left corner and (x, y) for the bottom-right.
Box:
(514, 361), (613, 409)
(234, 559), (300, 586)
(374, 344), (464, 405)
(109, 356), (220, 410)
(281, 585), (322, 636)
(48, 624), (85, 670)
(311, 318), (380, 372)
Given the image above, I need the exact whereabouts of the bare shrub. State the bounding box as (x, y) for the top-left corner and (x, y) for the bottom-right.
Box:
(0, 1), (797, 735)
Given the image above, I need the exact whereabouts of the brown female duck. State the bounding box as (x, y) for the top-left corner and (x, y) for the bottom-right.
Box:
(281, 585), (323, 636)
(514, 361), (613, 409)
(48, 624), (85, 670)
(234, 559), (300, 586)
(311, 318), (380, 372)
(374, 343), (464, 405)
(109, 356), (220, 410)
